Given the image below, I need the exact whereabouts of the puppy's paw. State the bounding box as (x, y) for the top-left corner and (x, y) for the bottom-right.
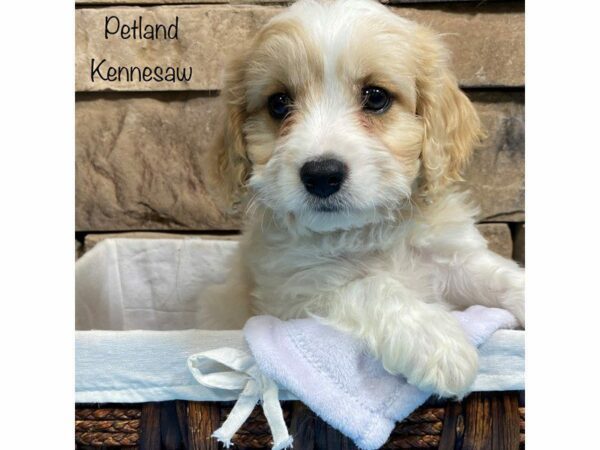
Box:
(407, 340), (479, 398)
(381, 327), (479, 398)
(500, 269), (525, 327)
(504, 294), (525, 327)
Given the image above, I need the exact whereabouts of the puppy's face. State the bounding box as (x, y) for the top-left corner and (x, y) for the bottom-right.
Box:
(214, 0), (481, 232)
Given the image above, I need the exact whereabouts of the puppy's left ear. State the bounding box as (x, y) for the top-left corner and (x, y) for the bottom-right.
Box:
(415, 30), (483, 195)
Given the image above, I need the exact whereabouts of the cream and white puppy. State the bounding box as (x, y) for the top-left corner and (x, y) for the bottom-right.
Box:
(200, 0), (524, 398)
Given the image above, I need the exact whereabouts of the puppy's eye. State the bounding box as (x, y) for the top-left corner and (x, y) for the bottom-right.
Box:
(267, 93), (293, 120)
(361, 86), (392, 114)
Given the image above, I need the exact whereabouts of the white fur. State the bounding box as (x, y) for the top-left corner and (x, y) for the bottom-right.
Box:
(199, 0), (525, 399)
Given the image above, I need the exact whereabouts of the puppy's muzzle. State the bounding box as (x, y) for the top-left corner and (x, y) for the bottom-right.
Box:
(300, 158), (348, 198)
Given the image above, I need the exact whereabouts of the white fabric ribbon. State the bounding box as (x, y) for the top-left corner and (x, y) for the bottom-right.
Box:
(187, 348), (293, 450)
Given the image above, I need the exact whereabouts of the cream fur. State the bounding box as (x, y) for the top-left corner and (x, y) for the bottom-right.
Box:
(199, 0), (524, 399)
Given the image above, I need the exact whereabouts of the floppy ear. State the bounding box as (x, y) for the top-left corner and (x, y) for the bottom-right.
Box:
(211, 53), (252, 206)
(415, 31), (483, 195)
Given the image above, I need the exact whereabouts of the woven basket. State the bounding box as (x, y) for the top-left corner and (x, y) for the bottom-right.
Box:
(75, 390), (524, 449)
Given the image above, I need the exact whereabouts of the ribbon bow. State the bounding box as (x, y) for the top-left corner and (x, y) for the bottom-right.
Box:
(188, 348), (293, 450)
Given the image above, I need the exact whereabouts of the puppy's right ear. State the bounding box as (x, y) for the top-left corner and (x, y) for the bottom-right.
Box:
(212, 53), (251, 206)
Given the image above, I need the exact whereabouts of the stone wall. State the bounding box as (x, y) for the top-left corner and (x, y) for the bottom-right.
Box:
(75, 0), (525, 264)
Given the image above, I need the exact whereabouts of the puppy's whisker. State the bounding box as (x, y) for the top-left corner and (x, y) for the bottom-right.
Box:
(259, 204), (269, 234)
(245, 192), (260, 217)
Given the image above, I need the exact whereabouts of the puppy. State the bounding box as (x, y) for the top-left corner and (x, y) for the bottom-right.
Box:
(199, 0), (524, 398)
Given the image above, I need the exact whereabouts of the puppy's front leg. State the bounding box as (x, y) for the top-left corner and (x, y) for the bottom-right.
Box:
(326, 275), (478, 398)
(443, 248), (525, 326)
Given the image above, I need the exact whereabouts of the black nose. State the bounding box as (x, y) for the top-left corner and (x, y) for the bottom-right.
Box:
(300, 158), (348, 198)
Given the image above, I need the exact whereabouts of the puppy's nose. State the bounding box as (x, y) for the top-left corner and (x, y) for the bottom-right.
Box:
(300, 158), (348, 198)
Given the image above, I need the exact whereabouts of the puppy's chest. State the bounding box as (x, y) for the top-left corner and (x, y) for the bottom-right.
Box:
(245, 236), (437, 312)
